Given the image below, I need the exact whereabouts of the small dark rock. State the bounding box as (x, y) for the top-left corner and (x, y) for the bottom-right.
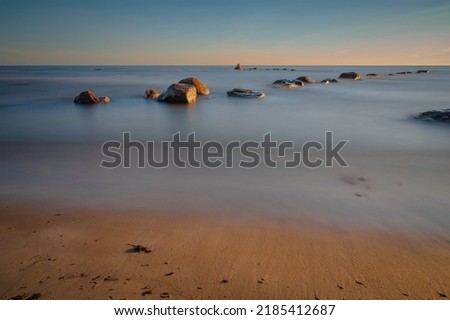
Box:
(145, 89), (159, 100)
(321, 78), (338, 84)
(416, 69), (429, 74)
(234, 63), (243, 71)
(227, 88), (265, 98)
(339, 72), (361, 80)
(296, 76), (315, 83)
(414, 109), (450, 122)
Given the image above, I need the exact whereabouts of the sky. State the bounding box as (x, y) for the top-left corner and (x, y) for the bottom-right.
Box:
(0, 0), (449, 65)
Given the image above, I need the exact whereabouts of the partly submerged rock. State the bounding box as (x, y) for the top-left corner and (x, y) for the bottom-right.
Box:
(227, 88), (265, 98)
(157, 83), (197, 104)
(145, 89), (159, 100)
(234, 63), (243, 71)
(321, 78), (339, 84)
(98, 96), (111, 104)
(414, 109), (450, 122)
(296, 76), (315, 83)
(366, 73), (378, 77)
(338, 72), (361, 80)
(74, 91), (100, 104)
(272, 79), (298, 88)
(273, 79), (304, 87)
(416, 69), (429, 74)
(178, 77), (210, 95)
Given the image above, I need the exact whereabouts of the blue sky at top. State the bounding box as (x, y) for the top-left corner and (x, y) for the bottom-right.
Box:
(0, 0), (449, 65)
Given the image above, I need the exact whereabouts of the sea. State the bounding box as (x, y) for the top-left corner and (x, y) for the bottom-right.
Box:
(0, 66), (449, 235)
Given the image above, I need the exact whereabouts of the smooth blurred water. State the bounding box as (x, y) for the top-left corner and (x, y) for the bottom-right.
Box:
(0, 66), (449, 235)
(0, 65), (449, 149)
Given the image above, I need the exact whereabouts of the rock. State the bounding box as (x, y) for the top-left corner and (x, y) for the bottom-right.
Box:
(98, 96), (111, 104)
(366, 73), (378, 77)
(414, 109), (450, 122)
(290, 69), (296, 71)
(296, 76), (315, 84)
(396, 71), (407, 75)
(321, 78), (338, 84)
(273, 79), (301, 88)
(416, 69), (429, 74)
(388, 73), (395, 76)
(234, 63), (243, 71)
(74, 91), (100, 104)
(178, 77), (210, 95)
(227, 88), (265, 98)
(293, 80), (305, 86)
(338, 72), (361, 80)
(157, 83), (197, 104)
(145, 89), (159, 100)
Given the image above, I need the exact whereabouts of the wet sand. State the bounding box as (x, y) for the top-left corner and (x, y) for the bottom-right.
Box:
(1, 202), (449, 300)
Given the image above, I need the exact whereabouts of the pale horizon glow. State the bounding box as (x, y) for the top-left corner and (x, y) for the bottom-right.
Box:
(0, 0), (449, 66)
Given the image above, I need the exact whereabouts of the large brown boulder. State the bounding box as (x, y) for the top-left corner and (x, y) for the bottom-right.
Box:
(339, 72), (361, 80)
(157, 83), (197, 104)
(178, 77), (210, 95)
(74, 91), (100, 104)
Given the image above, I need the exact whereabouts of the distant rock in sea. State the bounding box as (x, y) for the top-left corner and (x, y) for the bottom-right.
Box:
(339, 72), (361, 80)
(416, 69), (429, 74)
(227, 88), (265, 98)
(272, 79), (299, 88)
(74, 91), (101, 104)
(234, 63), (243, 71)
(414, 109), (450, 122)
(145, 89), (159, 100)
(98, 96), (111, 104)
(179, 77), (210, 95)
(321, 78), (338, 84)
(157, 83), (197, 104)
(366, 73), (378, 77)
(296, 76), (315, 84)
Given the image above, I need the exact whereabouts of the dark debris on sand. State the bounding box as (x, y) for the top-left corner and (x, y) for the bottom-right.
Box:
(127, 244), (152, 253)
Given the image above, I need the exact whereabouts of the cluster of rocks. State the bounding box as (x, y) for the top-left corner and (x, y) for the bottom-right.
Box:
(154, 77), (210, 103)
(74, 67), (434, 106)
(366, 69), (429, 78)
(73, 91), (111, 105)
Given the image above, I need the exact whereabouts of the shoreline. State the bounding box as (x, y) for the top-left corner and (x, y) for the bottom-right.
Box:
(1, 202), (449, 300)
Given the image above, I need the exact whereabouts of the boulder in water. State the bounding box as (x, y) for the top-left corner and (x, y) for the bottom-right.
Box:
(227, 88), (265, 98)
(74, 91), (100, 104)
(296, 76), (315, 83)
(338, 72), (361, 80)
(414, 109), (450, 122)
(157, 83), (197, 104)
(178, 77), (210, 95)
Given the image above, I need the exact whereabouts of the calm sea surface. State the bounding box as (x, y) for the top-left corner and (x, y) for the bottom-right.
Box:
(1, 66), (449, 235)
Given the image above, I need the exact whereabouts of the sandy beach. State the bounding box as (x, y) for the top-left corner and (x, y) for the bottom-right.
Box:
(1, 201), (449, 300)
